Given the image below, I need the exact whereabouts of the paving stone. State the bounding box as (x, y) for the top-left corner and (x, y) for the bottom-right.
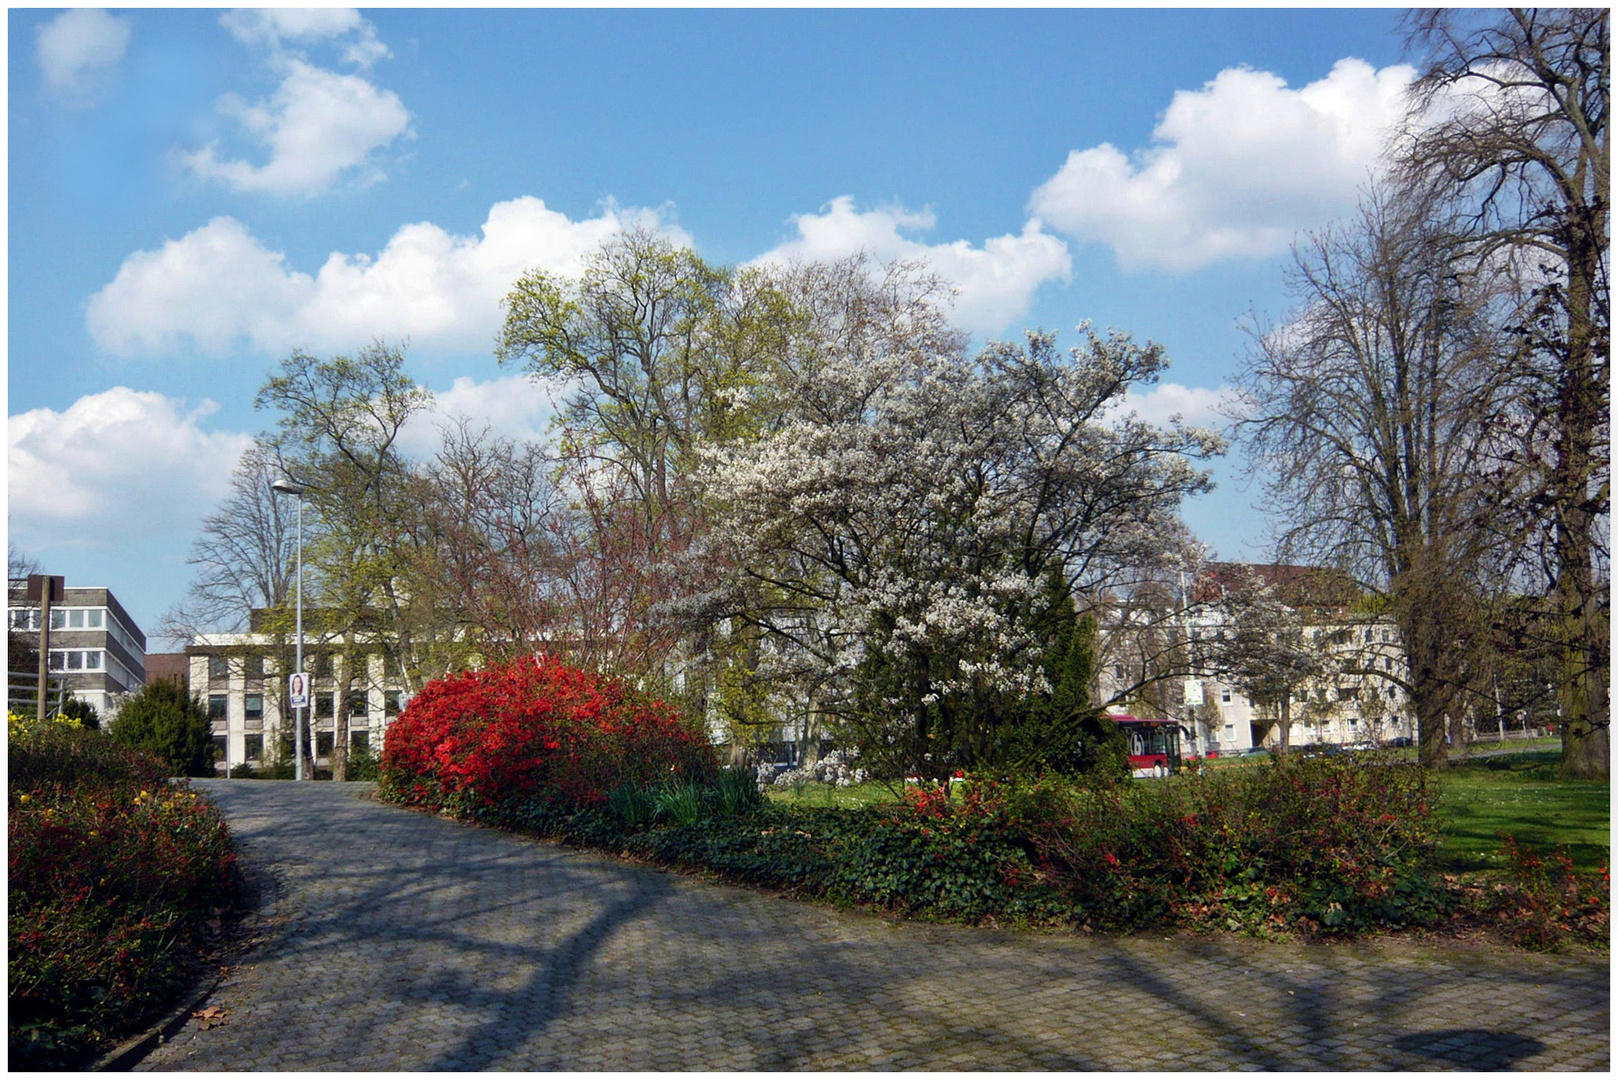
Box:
(134, 780), (1610, 1072)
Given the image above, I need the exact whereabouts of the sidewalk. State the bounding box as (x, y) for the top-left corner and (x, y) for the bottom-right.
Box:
(138, 781), (1609, 1071)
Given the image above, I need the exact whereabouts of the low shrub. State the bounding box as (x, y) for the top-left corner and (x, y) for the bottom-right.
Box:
(652, 783), (710, 827)
(1019, 753), (1447, 933)
(346, 742), (381, 781)
(8, 711), (169, 796)
(1487, 835), (1610, 950)
(379, 654), (717, 814)
(607, 782), (661, 827)
(711, 766), (764, 817)
(822, 789), (1068, 923)
(9, 719), (238, 1069)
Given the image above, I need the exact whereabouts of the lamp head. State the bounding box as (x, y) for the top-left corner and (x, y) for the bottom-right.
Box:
(271, 478), (309, 496)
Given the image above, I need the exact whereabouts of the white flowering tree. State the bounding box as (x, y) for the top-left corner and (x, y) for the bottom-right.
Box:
(697, 323), (1222, 779)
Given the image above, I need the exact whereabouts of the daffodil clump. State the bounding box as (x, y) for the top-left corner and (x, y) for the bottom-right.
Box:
(9, 717), (237, 1068)
(8, 709), (81, 740)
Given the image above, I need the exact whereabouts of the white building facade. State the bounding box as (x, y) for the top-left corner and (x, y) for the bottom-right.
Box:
(186, 632), (410, 773)
(1098, 565), (1417, 758)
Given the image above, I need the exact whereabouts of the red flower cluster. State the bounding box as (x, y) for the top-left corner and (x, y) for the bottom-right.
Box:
(381, 654), (716, 810)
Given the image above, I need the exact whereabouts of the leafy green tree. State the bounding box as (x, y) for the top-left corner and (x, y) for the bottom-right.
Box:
(498, 227), (796, 694)
(255, 341), (434, 780)
(109, 678), (214, 777)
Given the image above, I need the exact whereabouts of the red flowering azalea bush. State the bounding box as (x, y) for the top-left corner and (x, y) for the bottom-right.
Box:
(380, 654), (717, 813)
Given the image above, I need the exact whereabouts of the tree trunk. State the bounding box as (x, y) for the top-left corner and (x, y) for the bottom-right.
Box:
(1554, 196), (1610, 781)
(1277, 696), (1292, 755)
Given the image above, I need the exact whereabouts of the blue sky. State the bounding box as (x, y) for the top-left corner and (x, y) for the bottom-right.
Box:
(8, 7), (1418, 648)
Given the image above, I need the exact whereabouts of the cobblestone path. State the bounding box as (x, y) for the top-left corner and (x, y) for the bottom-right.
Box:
(139, 781), (1609, 1071)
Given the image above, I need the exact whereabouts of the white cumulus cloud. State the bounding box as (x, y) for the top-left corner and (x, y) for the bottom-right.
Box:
(1105, 382), (1233, 429)
(179, 9), (405, 196)
(755, 196), (1071, 335)
(87, 198), (686, 357)
(220, 8), (388, 68)
(396, 374), (559, 460)
(36, 8), (132, 105)
(180, 58), (412, 197)
(8, 389), (253, 542)
(1029, 58), (1416, 272)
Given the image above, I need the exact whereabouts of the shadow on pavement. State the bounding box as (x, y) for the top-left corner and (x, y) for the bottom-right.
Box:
(1391, 1029), (1548, 1069)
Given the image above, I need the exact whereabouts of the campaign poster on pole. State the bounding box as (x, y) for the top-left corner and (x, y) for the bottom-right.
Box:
(289, 672), (310, 709)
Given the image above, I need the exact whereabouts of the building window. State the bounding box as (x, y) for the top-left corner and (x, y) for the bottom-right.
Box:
(316, 731), (334, 756)
(244, 655), (264, 680)
(348, 690), (369, 717)
(212, 735), (228, 763)
(209, 695), (228, 722)
(1220, 688), (1232, 704)
(312, 654), (333, 679)
(351, 730), (370, 754)
(245, 734), (264, 761)
(385, 690), (402, 716)
(245, 693), (264, 721)
(315, 692), (334, 718)
(209, 655), (230, 680)
(48, 650), (103, 672)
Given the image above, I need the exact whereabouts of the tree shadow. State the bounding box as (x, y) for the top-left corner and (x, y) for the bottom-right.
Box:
(1391, 1029), (1548, 1069)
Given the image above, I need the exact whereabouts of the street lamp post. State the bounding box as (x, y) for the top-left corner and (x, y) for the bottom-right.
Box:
(271, 477), (309, 780)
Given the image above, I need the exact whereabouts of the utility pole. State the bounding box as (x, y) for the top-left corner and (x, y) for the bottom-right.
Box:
(28, 575), (63, 721)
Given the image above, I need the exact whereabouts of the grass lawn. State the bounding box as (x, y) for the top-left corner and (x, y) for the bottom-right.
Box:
(763, 779), (905, 809)
(1435, 749), (1610, 877)
(762, 747), (1610, 882)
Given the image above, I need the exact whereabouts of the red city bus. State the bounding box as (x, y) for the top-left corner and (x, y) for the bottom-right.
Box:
(1110, 715), (1183, 777)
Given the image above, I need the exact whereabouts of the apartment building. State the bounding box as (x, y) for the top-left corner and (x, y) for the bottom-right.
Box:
(7, 580), (146, 718)
(1099, 563), (1415, 756)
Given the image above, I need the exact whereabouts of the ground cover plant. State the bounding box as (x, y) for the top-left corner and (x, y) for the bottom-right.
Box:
(8, 713), (239, 1069)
